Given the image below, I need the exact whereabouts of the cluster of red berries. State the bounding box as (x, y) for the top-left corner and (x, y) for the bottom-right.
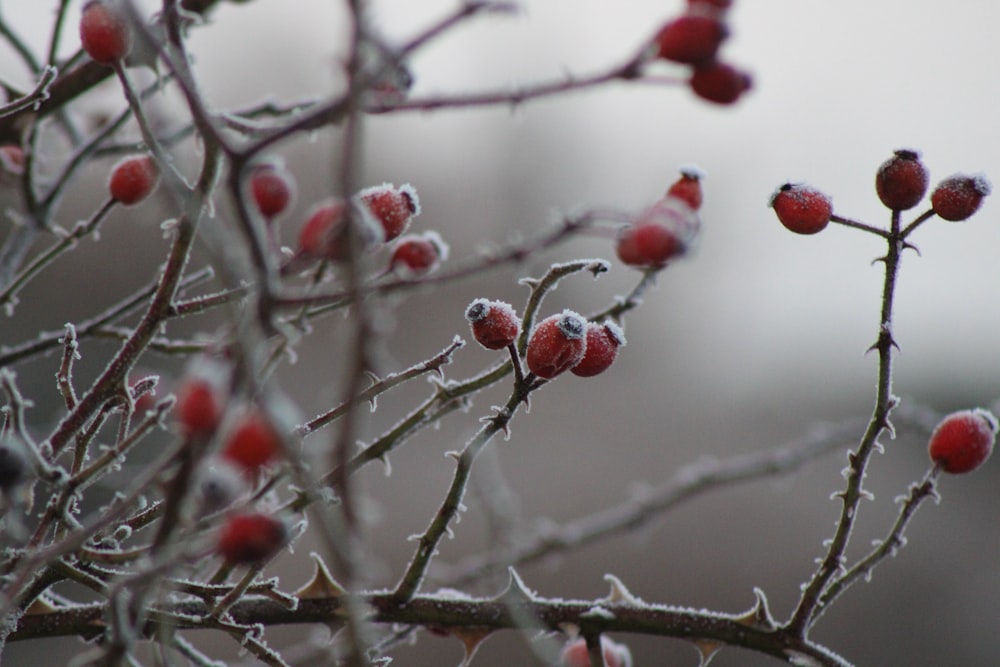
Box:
(465, 300), (625, 380)
(616, 168), (703, 269)
(771, 149), (992, 235)
(652, 0), (750, 105)
(559, 636), (633, 667)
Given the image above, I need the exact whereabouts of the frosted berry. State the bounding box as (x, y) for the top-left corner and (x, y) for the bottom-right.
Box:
(928, 408), (997, 474)
(221, 410), (283, 473)
(358, 183), (420, 241)
(390, 231), (449, 277)
(217, 512), (288, 564)
(465, 299), (520, 350)
(109, 155), (158, 205)
(297, 199), (348, 260)
(175, 376), (225, 438)
(0, 438), (29, 491)
(560, 636), (632, 667)
(875, 149), (928, 211)
(616, 222), (680, 268)
(525, 311), (588, 380)
(930, 173), (992, 221)
(666, 166), (705, 211)
(80, 1), (133, 65)
(690, 61), (752, 105)
(571, 321), (626, 377)
(654, 14), (727, 65)
(250, 163), (295, 220)
(769, 183), (832, 235)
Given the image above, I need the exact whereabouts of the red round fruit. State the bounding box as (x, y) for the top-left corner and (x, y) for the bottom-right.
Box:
(297, 199), (348, 260)
(390, 231), (448, 277)
(769, 183), (832, 235)
(560, 636), (632, 667)
(250, 163), (295, 220)
(930, 173), (992, 221)
(690, 61), (752, 105)
(875, 149), (928, 211)
(175, 377), (224, 438)
(108, 155), (158, 205)
(221, 410), (283, 473)
(571, 321), (626, 377)
(80, 1), (133, 65)
(928, 408), (997, 474)
(666, 166), (705, 211)
(217, 512), (287, 564)
(525, 311), (588, 380)
(654, 14), (728, 65)
(616, 222), (680, 268)
(465, 298), (520, 350)
(358, 183), (420, 241)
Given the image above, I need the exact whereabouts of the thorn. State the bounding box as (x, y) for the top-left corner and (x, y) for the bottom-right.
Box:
(295, 552), (347, 601)
(692, 638), (723, 666)
(733, 587), (776, 631)
(495, 567), (536, 604)
(601, 574), (643, 606)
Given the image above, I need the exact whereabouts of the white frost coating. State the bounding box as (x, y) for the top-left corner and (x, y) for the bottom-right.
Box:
(676, 163), (707, 179)
(581, 605), (615, 620)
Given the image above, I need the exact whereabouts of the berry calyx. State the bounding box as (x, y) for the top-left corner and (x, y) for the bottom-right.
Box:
(221, 409), (283, 473)
(390, 231), (449, 277)
(357, 183), (420, 241)
(666, 166), (705, 211)
(654, 14), (728, 65)
(560, 636), (632, 667)
(80, 1), (133, 65)
(928, 408), (997, 474)
(108, 155), (158, 205)
(875, 149), (929, 211)
(689, 61), (752, 105)
(571, 321), (626, 377)
(525, 311), (588, 380)
(175, 376), (225, 438)
(297, 199), (348, 260)
(217, 512), (288, 564)
(465, 299), (520, 350)
(769, 183), (832, 235)
(930, 173), (992, 221)
(249, 162), (296, 221)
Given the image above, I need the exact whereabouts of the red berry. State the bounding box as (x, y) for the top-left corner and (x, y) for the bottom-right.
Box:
(571, 321), (626, 377)
(358, 183), (420, 241)
(297, 199), (348, 260)
(666, 166), (705, 210)
(108, 155), (158, 205)
(175, 376), (225, 438)
(0, 145), (24, 175)
(217, 512), (287, 564)
(875, 149), (929, 211)
(654, 14), (728, 65)
(250, 163), (296, 220)
(465, 299), (520, 350)
(769, 183), (832, 235)
(560, 637), (632, 667)
(616, 222), (680, 268)
(930, 173), (992, 221)
(690, 61), (752, 105)
(928, 409), (997, 474)
(221, 410), (283, 473)
(80, 1), (133, 65)
(525, 311), (588, 380)
(390, 231), (448, 277)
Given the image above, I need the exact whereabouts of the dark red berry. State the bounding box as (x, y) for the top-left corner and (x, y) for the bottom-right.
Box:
(875, 149), (929, 211)
(690, 61), (752, 105)
(525, 311), (588, 380)
(175, 376), (224, 438)
(654, 15), (728, 65)
(930, 173), (991, 221)
(80, 1), (133, 65)
(358, 183), (420, 241)
(571, 321), (626, 377)
(616, 223), (680, 268)
(769, 183), (832, 235)
(666, 166), (704, 210)
(390, 231), (448, 277)
(109, 155), (158, 205)
(250, 163), (295, 220)
(297, 199), (348, 260)
(928, 409), (997, 474)
(217, 512), (287, 564)
(221, 410), (283, 473)
(465, 299), (520, 350)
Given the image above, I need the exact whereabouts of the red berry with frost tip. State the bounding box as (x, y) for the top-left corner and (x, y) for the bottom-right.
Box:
(666, 166), (705, 211)
(690, 61), (752, 105)
(80, 1), (133, 65)
(560, 636), (633, 667)
(297, 199), (348, 260)
(930, 173), (992, 221)
(525, 311), (588, 380)
(390, 231), (449, 277)
(358, 183), (420, 241)
(654, 14), (728, 65)
(217, 512), (288, 564)
(175, 376), (225, 438)
(928, 408), (997, 474)
(221, 410), (283, 473)
(465, 299), (520, 350)
(769, 183), (832, 235)
(109, 155), (158, 205)
(571, 321), (626, 377)
(875, 149), (928, 211)
(250, 163), (296, 221)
